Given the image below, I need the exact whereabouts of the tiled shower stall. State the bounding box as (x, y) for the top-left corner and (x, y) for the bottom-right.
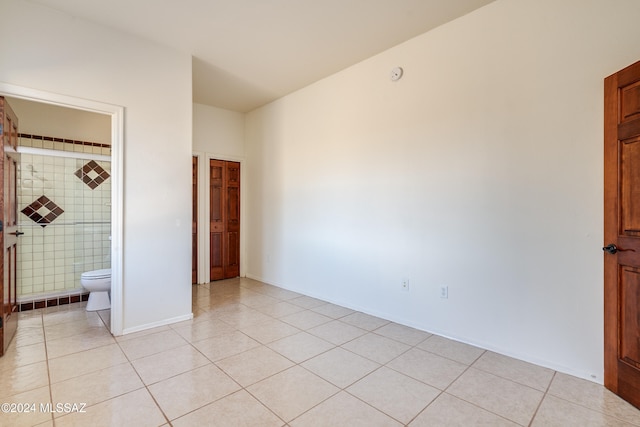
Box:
(16, 135), (111, 305)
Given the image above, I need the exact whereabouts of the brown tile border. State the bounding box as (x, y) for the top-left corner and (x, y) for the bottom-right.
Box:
(18, 133), (110, 149)
(19, 292), (90, 312)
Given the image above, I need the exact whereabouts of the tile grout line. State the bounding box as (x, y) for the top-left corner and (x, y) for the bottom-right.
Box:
(114, 330), (173, 426)
(527, 370), (557, 427)
(41, 309), (56, 427)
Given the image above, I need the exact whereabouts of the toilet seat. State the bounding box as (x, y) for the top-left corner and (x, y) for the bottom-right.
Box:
(81, 269), (111, 280)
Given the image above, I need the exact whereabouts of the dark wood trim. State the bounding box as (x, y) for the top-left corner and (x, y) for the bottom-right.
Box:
(603, 70), (619, 391)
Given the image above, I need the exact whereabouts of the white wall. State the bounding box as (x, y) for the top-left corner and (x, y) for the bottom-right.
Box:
(193, 103), (245, 157)
(0, 0), (193, 331)
(245, 0), (640, 382)
(6, 97), (111, 145)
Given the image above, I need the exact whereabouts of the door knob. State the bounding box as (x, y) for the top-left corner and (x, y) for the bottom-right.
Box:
(603, 243), (636, 254)
(9, 231), (24, 236)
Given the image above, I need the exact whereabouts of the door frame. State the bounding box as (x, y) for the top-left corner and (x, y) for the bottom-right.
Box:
(192, 151), (246, 284)
(0, 83), (124, 336)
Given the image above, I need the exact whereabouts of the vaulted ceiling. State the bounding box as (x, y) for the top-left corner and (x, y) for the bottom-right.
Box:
(30, 0), (495, 112)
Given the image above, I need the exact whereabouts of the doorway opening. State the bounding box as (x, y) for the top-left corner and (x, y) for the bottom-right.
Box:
(8, 97), (112, 307)
(0, 83), (124, 335)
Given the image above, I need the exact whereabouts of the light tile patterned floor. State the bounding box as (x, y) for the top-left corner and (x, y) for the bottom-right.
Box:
(2, 277), (640, 426)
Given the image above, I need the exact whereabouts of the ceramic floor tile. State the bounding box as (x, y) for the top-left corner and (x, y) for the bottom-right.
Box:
(248, 365), (339, 421)
(42, 303), (86, 315)
(44, 321), (106, 342)
(0, 386), (52, 427)
(280, 310), (333, 330)
(289, 295), (327, 309)
(532, 394), (637, 427)
(0, 341), (46, 367)
(54, 388), (166, 427)
(206, 300), (251, 318)
(194, 297), (217, 311)
(42, 309), (101, 327)
(253, 287), (302, 300)
(97, 310), (110, 328)
(373, 322), (432, 346)
(308, 320), (367, 345)
(290, 391), (402, 427)
(192, 330), (261, 362)
(254, 301), (306, 318)
(347, 367), (440, 424)
(45, 328), (116, 359)
(340, 312), (390, 331)
(0, 361), (49, 400)
(238, 318), (301, 344)
(387, 348), (467, 390)
(547, 373), (640, 425)
(268, 331), (335, 363)
(149, 363), (241, 421)
(302, 347), (380, 388)
(342, 332), (411, 364)
(473, 351), (554, 391)
(50, 362), (143, 410)
(409, 393), (519, 427)
(48, 343), (128, 384)
(310, 303), (355, 319)
(417, 335), (485, 365)
(447, 367), (544, 426)
(171, 390), (283, 427)
(215, 346), (294, 387)
(12, 325), (45, 348)
(171, 318), (236, 343)
(131, 344), (210, 385)
(117, 329), (187, 361)
(239, 292), (281, 308)
(217, 308), (274, 329)
(113, 325), (171, 343)
(16, 310), (44, 326)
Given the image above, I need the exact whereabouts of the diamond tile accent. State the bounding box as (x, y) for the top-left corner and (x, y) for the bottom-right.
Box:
(74, 160), (110, 189)
(21, 195), (64, 227)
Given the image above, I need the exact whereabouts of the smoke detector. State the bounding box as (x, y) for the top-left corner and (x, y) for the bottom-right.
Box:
(390, 67), (403, 81)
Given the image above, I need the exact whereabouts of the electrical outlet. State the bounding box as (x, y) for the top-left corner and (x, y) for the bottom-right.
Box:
(440, 285), (448, 299)
(401, 279), (409, 291)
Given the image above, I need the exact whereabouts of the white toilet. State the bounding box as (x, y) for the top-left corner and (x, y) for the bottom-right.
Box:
(81, 268), (111, 311)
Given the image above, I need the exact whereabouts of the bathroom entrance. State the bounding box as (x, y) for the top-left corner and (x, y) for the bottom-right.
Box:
(2, 97), (112, 318)
(209, 159), (240, 281)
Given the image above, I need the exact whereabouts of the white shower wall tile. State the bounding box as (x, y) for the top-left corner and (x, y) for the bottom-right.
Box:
(17, 153), (111, 299)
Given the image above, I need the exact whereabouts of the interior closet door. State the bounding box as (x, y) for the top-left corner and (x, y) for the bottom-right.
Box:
(210, 159), (240, 281)
(0, 97), (20, 357)
(604, 59), (640, 408)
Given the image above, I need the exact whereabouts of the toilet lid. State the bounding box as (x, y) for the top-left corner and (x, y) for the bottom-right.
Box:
(81, 268), (111, 279)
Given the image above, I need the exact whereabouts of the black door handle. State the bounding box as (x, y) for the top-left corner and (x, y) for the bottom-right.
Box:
(603, 243), (636, 254)
(9, 231), (24, 236)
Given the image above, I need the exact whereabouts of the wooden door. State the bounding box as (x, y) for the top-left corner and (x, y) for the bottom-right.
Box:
(192, 156), (198, 284)
(604, 60), (640, 408)
(209, 159), (240, 281)
(0, 97), (19, 357)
